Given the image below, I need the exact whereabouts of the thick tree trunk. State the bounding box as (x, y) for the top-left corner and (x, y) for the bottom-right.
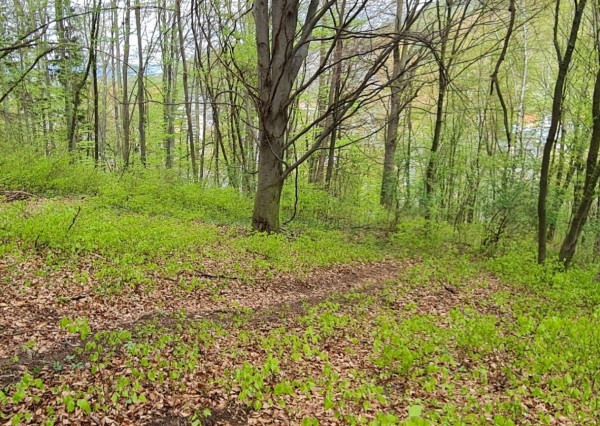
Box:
(251, 0), (308, 232)
(252, 135), (285, 232)
(381, 94), (400, 208)
(250, 0), (401, 231)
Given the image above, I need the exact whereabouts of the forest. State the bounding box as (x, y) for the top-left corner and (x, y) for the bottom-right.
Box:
(1, 0), (600, 424)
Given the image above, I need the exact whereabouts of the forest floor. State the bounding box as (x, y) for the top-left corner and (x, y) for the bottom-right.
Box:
(1, 194), (600, 425)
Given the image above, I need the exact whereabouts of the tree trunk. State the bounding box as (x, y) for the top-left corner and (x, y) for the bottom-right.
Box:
(537, 0), (587, 264)
(311, 22), (330, 184)
(176, 0), (197, 180)
(252, 0), (313, 232)
(135, 1), (146, 166)
(92, 17), (99, 165)
(424, 2), (450, 219)
(122, 0), (131, 167)
(324, 1), (345, 189)
(66, 0), (100, 153)
(111, 0), (122, 160)
(160, 0), (177, 169)
(559, 63), (600, 269)
(380, 0), (405, 208)
(425, 71), (447, 219)
(404, 105), (412, 208)
(252, 135), (285, 232)
(55, 0), (73, 149)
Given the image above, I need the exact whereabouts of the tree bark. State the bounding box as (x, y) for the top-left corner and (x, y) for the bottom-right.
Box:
(176, 0), (198, 180)
(111, 0), (122, 159)
(537, 0), (587, 264)
(424, 2), (450, 219)
(559, 63), (600, 269)
(135, 0), (146, 165)
(66, 0), (100, 153)
(381, 0), (407, 208)
(252, 0), (321, 232)
(324, 32), (343, 189)
(92, 8), (99, 165)
(122, 0), (131, 167)
(425, 70), (447, 219)
(310, 34), (329, 184)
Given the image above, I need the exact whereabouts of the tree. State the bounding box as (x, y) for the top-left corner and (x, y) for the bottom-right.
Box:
(423, 0), (493, 218)
(66, 0), (100, 152)
(537, 0), (588, 264)
(251, 0), (429, 231)
(251, 0), (331, 231)
(159, 0), (178, 169)
(122, 0), (131, 166)
(135, 0), (146, 165)
(380, 0), (422, 208)
(176, 0), (197, 180)
(558, 5), (600, 269)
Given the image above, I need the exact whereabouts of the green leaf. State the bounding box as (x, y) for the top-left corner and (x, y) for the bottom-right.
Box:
(66, 398), (76, 413)
(408, 405), (422, 418)
(77, 398), (91, 414)
(324, 395), (334, 410)
(12, 390), (26, 404)
(60, 318), (71, 329)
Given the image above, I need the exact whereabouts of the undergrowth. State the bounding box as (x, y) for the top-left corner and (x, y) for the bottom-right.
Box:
(2, 149), (600, 424)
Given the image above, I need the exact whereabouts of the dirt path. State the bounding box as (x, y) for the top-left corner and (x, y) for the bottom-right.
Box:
(0, 258), (404, 378)
(1, 256), (519, 425)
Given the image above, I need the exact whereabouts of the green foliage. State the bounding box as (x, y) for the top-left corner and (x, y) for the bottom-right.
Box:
(281, 177), (389, 230)
(390, 219), (455, 255)
(2, 143), (600, 425)
(0, 147), (103, 196)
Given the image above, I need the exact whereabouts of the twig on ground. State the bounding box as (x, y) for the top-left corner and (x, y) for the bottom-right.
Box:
(67, 206), (82, 233)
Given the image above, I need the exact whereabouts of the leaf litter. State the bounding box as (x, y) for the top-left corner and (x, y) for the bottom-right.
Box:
(0, 237), (593, 425)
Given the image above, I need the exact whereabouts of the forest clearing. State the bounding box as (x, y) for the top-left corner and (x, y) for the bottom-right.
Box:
(2, 0), (600, 424)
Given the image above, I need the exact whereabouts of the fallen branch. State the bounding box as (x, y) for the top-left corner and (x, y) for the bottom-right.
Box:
(0, 329), (29, 338)
(165, 272), (269, 282)
(444, 285), (459, 295)
(60, 294), (90, 302)
(0, 189), (38, 202)
(67, 206), (82, 233)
